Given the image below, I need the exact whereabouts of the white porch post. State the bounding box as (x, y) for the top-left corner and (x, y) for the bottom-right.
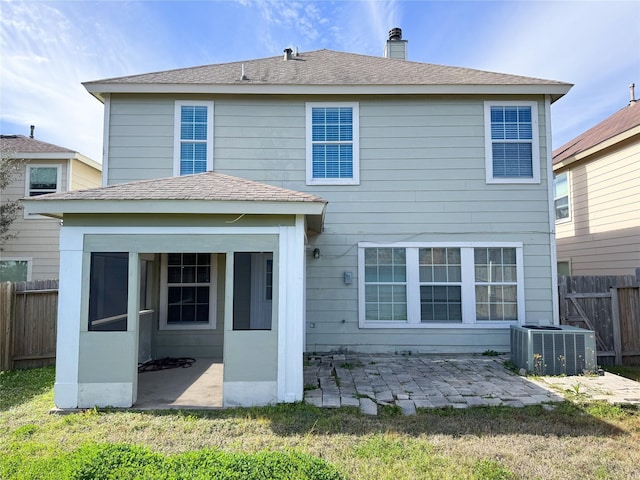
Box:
(54, 226), (84, 408)
(277, 215), (306, 402)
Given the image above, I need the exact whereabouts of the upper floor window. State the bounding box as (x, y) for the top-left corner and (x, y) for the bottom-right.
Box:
(553, 172), (570, 222)
(26, 165), (61, 196)
(174, 101), (214, 176)
(306, 102), (359, 185)
(484, 101), (540, 184)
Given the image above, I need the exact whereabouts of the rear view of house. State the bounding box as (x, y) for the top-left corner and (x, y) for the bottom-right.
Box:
(0, 132), (101, 281)
(24, 29), (571, 409)
(553, 85), (640, 276)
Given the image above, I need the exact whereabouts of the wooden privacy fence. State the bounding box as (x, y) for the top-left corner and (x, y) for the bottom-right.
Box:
(559, 270), (640, 366)
(0, 280), (58, 371)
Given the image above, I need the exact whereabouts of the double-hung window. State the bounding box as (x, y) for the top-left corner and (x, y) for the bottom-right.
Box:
(359, 243), (524, 328)
(26, 165), (61, 196)
(174, 101), (214, 176)
(0, 258), (31, 282)
(306, 102), (359, 185)
(159, 253), (217, 330)
(484, 101), (540, 184)
(553, 172), (570, 222)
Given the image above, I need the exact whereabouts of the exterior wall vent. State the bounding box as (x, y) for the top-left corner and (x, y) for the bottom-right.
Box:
(510, 325), (597, 375)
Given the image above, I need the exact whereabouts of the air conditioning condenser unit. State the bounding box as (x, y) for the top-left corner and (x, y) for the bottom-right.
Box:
(510, 325), (597, 375)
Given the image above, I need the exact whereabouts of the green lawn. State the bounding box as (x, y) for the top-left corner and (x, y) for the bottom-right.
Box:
(603, 365), (640, 382)
(1, 367), (640, 479)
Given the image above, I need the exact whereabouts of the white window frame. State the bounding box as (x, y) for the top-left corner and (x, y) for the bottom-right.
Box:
(173, 100), (214, 177)
(358, 242), (525, 329)
(0, 257), (32, 282)
(24, 164), (62, 218)
(306, 102), (360, 185)
(553, 171), (571, 223)
(484, 101), (540, 184)
(159, 253), (218, 330)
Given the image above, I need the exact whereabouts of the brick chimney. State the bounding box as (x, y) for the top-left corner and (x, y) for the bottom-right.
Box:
(384, 27), (407, 60)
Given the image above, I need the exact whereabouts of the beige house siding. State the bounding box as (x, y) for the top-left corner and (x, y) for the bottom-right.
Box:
(105, 93), (555, 353)
(69, 159), (102, 190)
(1, 158), (101, 280)
(556, 139), (640, 275)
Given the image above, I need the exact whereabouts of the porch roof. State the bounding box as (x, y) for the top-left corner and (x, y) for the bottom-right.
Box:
(22, 171), (327, 232)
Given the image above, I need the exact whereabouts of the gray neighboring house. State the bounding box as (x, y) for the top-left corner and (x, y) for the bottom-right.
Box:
(0, 133), (101, 281)
(24, 30), (571, 409)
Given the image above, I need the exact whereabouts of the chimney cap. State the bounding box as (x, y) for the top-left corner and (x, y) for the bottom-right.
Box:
(283, 48), (293, 61)
(388, 27), (402, 41)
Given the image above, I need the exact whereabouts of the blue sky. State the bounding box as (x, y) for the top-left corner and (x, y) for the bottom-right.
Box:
(1, 0), (638, 163)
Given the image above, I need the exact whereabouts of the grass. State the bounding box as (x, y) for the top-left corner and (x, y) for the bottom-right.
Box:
(2, 367), (640, 479)
(603, 365), (640, 382)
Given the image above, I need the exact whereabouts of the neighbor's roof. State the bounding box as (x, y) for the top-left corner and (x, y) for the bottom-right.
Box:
(84, 49), (571, 101)
(553, 103), (640, 165)
(0, 134), (101, 170)
(0, 134), (75, 154)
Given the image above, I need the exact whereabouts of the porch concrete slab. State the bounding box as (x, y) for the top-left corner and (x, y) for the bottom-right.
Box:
(135, 358), (222, 410)
(303, 353), (640, 415)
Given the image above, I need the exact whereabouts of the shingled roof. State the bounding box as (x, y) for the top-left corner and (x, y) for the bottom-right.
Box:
(553, 103), (640, 164)
(0, 134), (75, 154)
(25, 171), (326, 204)
(84, 49), (571, 101)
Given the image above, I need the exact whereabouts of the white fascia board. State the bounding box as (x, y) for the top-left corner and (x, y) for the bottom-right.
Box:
(22, 198), (327, 217)
(84, 82), (572, 100)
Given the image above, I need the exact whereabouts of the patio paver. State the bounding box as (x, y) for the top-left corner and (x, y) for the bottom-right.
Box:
(303, 353), (640, 415)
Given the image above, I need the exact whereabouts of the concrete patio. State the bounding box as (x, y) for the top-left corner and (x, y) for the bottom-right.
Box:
(303, 353), (640, 415)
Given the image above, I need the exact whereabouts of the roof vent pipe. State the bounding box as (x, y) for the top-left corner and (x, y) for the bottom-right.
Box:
(630, 83), (637, 105)
(30, 125), (35, 138)
(283, 48), (293, 61)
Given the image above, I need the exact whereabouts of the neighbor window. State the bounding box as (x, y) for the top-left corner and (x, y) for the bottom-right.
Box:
(174, 101), (214, 176)
(484, 102), (540, 183)
(306, 102), (359, 185)
(359, 243), (524, 327)
(88, 252), (129, 331)
(26, 165), (61, 196)
(0, 258), (31, 282)
(553, 172), (570, 221)
(160, 253), (217, 330)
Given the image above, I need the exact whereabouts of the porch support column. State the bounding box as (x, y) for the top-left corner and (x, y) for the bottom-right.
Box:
(54, 226), (83, 408)
(277, 215), (306, 402)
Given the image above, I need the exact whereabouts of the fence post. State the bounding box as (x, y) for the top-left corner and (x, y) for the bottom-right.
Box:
(0, 282), (14, 371)
(610, 287), (623, 365)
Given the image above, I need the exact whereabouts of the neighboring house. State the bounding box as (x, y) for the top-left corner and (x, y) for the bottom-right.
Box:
(0, 133), (101, 281)
(24, 29), (571, 409)
(553, 85), (640, 276)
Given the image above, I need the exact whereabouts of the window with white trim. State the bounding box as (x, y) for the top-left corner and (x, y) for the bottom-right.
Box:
(160, 253), (217, 330)
(484, 101), (540, 183)
(306, 102), (359, 185)
(359, 243), (524, 328)
(26, 165), (61, 196)
(174, 101), (214, 176)
(553, 172), (570, 222)
(0, 258), (31, 282)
